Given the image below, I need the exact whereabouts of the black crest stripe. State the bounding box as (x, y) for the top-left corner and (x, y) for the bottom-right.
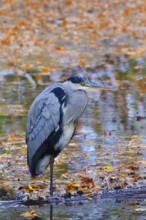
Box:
(66, 75), (84, 84)
(51, 87), (67, 105)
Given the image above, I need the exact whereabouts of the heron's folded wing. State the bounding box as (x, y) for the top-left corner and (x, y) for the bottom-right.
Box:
(26, 91), (61, 160)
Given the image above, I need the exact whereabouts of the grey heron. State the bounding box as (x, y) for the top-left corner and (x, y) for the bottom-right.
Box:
(26, 75), (111, 196)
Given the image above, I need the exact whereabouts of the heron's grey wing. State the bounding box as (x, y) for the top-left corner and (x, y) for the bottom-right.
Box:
(26, 87), (65, 162)
(26, 93), (60, 161)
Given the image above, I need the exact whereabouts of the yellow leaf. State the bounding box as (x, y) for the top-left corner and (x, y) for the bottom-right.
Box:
(21, 210), (38, 218)
(21, 63), (31, 70)
(103, 165), (114, 172)
(28, 184), (34, 191)
(120, 173), (126, 178)
(96, 170), (100, 176)
(79, 59), (86, 67)
(83, 153), (88, 158)
(92, 186), (101, 191)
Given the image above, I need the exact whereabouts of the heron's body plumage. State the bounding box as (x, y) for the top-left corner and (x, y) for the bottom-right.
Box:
(26, 80), (88, 176)
(26, 75), (113, 195)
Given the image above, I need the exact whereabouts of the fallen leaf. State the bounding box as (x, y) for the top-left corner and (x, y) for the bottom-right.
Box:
(124, 165), (139, 171)
(40, 67), (50, 72)
(21, 210), (38, 218)
(103, 165), (114, 172)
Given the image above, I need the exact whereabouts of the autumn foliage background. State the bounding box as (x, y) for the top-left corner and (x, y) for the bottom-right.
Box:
(0, 0), (145, 73)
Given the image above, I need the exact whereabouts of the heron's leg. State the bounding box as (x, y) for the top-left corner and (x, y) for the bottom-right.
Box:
(50, 204), (53, 220)
(50, 156), (54, 196)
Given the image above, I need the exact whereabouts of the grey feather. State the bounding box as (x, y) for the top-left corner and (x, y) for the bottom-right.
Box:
(26, 86), (62, 160)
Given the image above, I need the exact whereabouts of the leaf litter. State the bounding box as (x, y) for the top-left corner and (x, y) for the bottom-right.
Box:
(0, 131), (146, 202)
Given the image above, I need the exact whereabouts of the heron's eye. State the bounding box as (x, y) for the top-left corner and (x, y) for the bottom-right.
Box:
(80, 82), (85, 86)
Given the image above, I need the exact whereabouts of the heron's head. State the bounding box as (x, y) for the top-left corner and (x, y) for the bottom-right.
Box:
(64, 75), (113, 91)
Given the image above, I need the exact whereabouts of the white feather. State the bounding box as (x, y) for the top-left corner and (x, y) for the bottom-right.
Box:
(36, 155), (50, 174)
(55, 122), (75, 151)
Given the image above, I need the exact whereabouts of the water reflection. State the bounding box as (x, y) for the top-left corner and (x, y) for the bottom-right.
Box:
(1, 199), (146, 220)
(50, 205), (53, 220)
(1, 66), (146, 139)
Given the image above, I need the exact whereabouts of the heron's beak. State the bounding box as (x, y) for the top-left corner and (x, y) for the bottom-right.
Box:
(84, 80), (116, 91)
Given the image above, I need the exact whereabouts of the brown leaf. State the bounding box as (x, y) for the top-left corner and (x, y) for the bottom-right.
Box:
(124, 165), (139, 171)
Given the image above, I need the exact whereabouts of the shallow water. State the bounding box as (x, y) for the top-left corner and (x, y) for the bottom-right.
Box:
(1, 198), (146, 220)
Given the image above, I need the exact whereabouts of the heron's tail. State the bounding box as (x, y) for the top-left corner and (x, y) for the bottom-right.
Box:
(27, 152), (50, 177)
(35, 155), (51, 175)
